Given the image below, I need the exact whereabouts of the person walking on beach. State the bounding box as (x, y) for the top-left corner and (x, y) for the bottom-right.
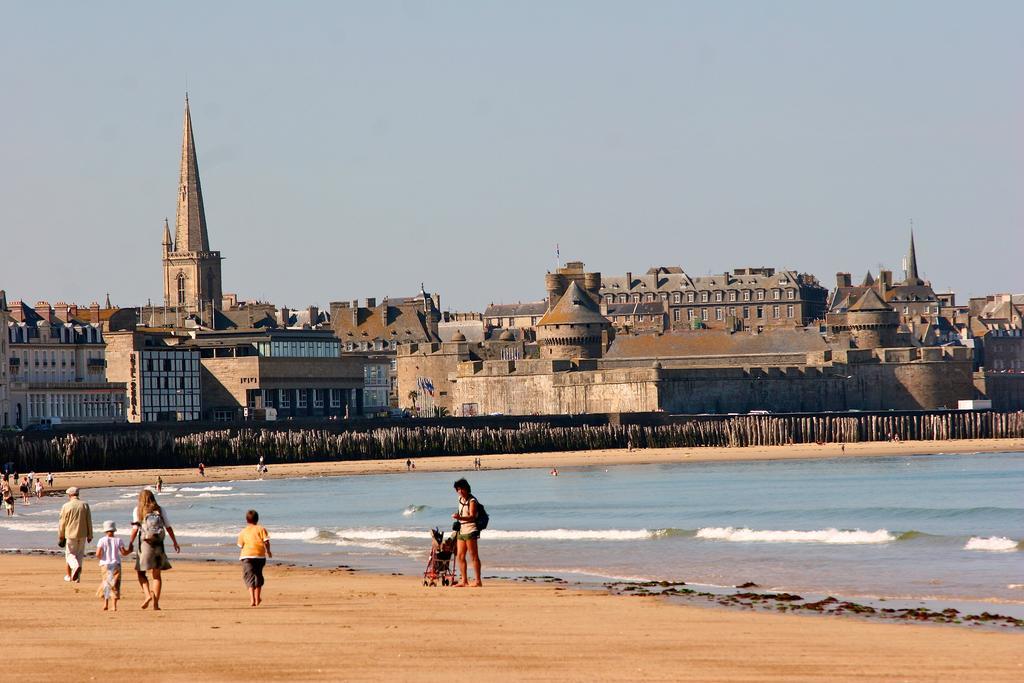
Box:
(95, 520), (130, 611)
(198, 462), (206, 477)
(2, 479), (14, 516)
(127, 489), (180, 610)
(47, 472), (54, 487)
(58, 487), (93, 583)
(19, 476), (30, 504)
(156, 476), (163, 492)
(451, 478), (482, 588)
(34, 478), (43, 499)
(237, 509), (272, 607)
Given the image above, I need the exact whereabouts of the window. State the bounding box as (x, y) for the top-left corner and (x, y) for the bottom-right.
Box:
(279, 389), (290, 408)
(701, 308), (709, 320)
(715, 291), (723, 302)
(673, 292), (681, 304)
(701, 292), (709, 303)
(687, 292), (695, 303)
(330, 389), (341, 408)
(756, 306), (764, 318)
(176, 273), (186, 306)
(773, 290), (781, 300)
(673, 309), (681, 322)
(606, 295), (614, 304)
(742, 290), (750, 301)
(787, 304), (794, 318)
(645, 293), (655, 302)
(716, 308), (724, 321)
(773, 305), (781, 318)
(296, 390), (307, 409)
(787, 289), (795, 300)
(756, 290), (765, 301)
(728, 307), (735, 317)
(632, 294), (641, 303)
(313, 390), (324, 408)
(618, 294), (627, 303)
(743, 306), (750, 319)
(687, 309), (695, 320)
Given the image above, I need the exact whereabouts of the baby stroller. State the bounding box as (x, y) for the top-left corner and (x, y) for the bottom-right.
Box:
(423, 527), (457, 587)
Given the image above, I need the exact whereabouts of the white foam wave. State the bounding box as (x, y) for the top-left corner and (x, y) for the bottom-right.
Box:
(964, 536), (1019, 552)
(178, 486), (233, 492)
(696, 527), (896, 544)
(1009, 584), (1024, 590)
(0, 520), (63, 533)
(485, 529), (655, 541)
(174, 492), (263, 499)
(273, 527), (321, 541)
(402, 505), (428, 517)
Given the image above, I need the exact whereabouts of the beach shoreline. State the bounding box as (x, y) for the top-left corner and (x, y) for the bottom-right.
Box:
(2, 553), (1021, 681)
(38, 437), (1024, 491)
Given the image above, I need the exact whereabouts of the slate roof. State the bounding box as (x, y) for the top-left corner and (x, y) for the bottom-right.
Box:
(537, 281), (609, 326)
(605, 328), (828, 359)
(848, 288), (893, 312)
(484, 301), (548, 318)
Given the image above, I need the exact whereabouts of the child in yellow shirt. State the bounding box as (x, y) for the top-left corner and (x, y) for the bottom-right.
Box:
(237, 509), (272, 607)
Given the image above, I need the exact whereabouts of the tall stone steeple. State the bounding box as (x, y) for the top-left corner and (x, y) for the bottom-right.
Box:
(905, 229), (922, 285)
(175, 95), (210, 253)
(162, 95), (223, 318)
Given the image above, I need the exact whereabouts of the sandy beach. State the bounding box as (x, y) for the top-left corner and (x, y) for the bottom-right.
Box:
(2, 554), (1019, 681)
(41, 437), (1024, 491)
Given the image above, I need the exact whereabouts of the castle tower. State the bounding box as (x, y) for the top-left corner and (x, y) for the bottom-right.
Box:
(162, 95), (223, 315)
(846, 288), (899, 349)
(536, 281), (611, 360)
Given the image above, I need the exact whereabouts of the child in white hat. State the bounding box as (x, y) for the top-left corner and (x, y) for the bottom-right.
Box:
(95, 520), (130, 611)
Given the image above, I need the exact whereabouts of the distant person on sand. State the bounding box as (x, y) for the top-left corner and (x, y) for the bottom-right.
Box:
(451, 478), (482, 587)
(95, 520), (130, 611)
(34, 478), (43, 499)
(2, 479), (14, 516)
(237, 509), (272, 607)
(198, 463), (206, 477)
(127, 489), (180, 610)
(47, 472), (54, 487)
(406, 459), (412, 471)
(58, 487), (93, 583)
(156, 476), (163, 492)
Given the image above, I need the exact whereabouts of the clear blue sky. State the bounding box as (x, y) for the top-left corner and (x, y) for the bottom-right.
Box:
(1, 2), (1021, 311)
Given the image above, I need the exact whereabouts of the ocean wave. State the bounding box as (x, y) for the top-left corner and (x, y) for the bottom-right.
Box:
(402, 505), (428, 517)
(486, 529), (657, 541)
(174, 492), (264, 499)
(695, 527), (896, 544)
(964, 536), (1020, 552)
(178, 486), (234, 492)
(0, 520), (61, 533)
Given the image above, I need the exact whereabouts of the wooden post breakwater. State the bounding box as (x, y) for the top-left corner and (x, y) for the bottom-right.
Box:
(0, 411), (1022, 473)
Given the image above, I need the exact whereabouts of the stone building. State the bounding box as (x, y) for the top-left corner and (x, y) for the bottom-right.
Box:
(0, 291), (9, 427)
(483, 301), (547, 331)
(535, 281), (612, 360)
(396, 331), (531, 416)
(600, 266), (828, 332)
(444, 267), (976, 417)
(105, 329), (202, 423)
(6, 299), (126, 426)
(830, 233), (947, 328)
(181, 329), (365, 421)
(161, 96), (224, 321)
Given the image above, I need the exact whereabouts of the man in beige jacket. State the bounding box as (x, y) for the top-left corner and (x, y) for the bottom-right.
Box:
(58, 487), (93, 582)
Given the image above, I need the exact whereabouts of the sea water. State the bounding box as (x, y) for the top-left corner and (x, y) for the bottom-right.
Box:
(3, 452), (1022, 609)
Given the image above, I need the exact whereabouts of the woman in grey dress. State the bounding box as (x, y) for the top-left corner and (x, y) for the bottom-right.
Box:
(127, 489), (180, 610)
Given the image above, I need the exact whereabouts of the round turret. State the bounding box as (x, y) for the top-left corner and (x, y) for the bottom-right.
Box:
(498, 329), (515, 342)
(451, 330), (467, 342)
(536, 281), (611, 360)
(583, 272), (602, 295)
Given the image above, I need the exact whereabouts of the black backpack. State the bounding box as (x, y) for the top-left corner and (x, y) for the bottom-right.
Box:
(473, 497), (490, 531)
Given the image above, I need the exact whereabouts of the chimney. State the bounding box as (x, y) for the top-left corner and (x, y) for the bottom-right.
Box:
(68, 304), (79, 319)
(308, 305), (319, 326)
(836, 272), (851, 288)
(54, 301), (70, 322)
(352, 306), (359, 326)
(279, 306), (290, 327)
(89, 301), (101, 320)
(380, 304), (388, 326)
(9, 301), (24, 323)
(625, 272), (632, 289)
(34, 301), (52, 322)
(878, 270), (892, 295)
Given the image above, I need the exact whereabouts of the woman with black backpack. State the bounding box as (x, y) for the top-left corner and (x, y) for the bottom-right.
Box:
(127, 489), (180, 610)
(451, 478), (487, 588)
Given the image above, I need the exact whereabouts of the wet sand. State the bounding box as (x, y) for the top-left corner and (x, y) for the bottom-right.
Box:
(44, 437), (1024, 492)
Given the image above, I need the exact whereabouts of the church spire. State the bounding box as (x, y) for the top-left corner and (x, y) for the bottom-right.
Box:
(175, 94), (210, 253)
(162, 217), (173, 251)
(905, 228), (921, 285)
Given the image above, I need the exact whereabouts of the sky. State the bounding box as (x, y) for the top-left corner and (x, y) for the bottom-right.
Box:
(1, 2), (1021, 312)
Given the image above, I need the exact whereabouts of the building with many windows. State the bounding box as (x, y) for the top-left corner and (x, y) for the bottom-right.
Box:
(181, 329), (365, 420)
(0, 291), (10, 427)
(5, 299), (126, 426)
(600, 266), (828, 331)
(105, 329), (202, 422)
